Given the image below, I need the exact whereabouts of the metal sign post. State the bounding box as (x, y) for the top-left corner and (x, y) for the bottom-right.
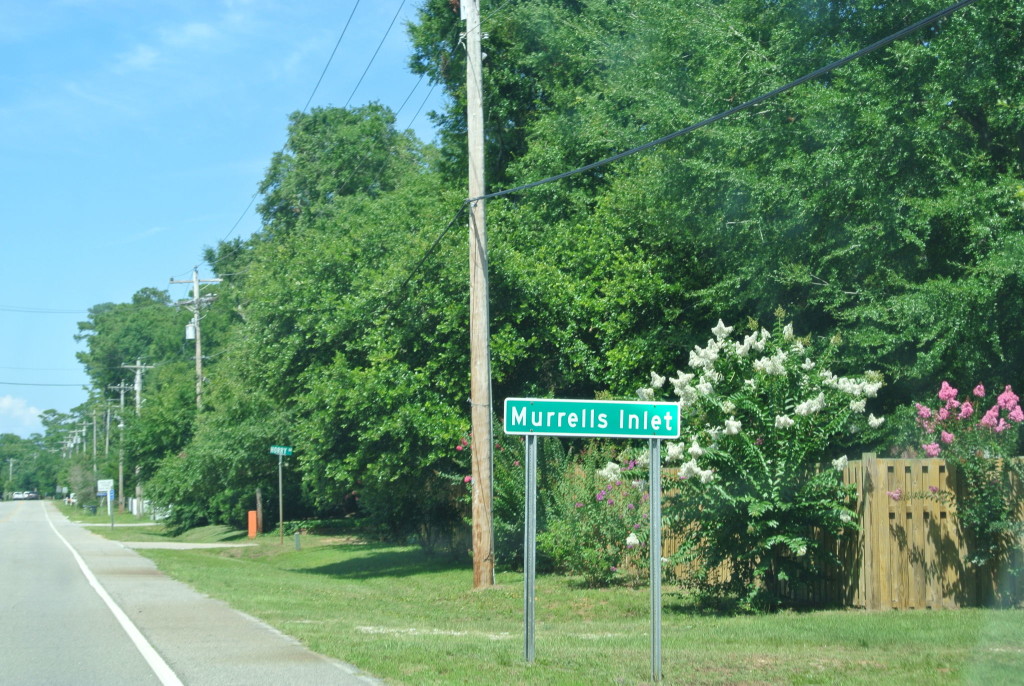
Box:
(649, 438), (662, 682)
(508, 398), (677, 681)
(270, 446), (293, 545)
(524, 434), (537, 663)
(97, 478), (115, 528)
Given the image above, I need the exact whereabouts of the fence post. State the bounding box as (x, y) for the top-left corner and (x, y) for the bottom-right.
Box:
(860, 453), (880, 610)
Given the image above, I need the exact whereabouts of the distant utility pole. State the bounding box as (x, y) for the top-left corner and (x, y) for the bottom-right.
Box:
(122, 359), (154, 416)
(465, 0), (494, 590)
(91, 409), (98, 476)
(170, 268), (222, 409)
(109, 380), (132, 513)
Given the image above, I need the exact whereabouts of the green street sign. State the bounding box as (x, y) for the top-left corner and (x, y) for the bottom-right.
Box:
(504, 398), (680, 439)
(270, 445), (293, 456)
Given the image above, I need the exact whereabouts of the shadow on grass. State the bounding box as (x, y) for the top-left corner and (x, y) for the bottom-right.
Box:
(295, 544), (469, 580)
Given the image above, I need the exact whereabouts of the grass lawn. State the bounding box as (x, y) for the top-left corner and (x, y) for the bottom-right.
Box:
(74, 510), (1024, 685)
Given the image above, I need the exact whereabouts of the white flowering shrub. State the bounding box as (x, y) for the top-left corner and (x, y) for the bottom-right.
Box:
(642, 315), (884, 609)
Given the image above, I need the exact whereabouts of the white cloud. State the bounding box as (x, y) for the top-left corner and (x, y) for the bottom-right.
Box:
(0, 395), (43, 434)
(121, 225), (168, 244)
(159, 22), (217, 48)
(114, 43), (159, 72)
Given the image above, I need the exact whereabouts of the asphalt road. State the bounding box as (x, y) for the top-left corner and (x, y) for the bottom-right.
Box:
(0, 500), (380, 686)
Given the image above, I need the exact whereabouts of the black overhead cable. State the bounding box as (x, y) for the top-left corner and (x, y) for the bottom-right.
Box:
(390, 0), (979, 299)
(213, 0), (363, 250)
(471, 0), (980, 203)
(344, 0), (407, 108)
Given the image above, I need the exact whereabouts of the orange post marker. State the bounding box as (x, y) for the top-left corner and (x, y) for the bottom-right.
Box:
(247, 510), (258, 539)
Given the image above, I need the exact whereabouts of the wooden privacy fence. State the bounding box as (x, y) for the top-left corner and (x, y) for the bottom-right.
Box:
(661, 455), (1024, 609)
(844, 454), (1023, 609)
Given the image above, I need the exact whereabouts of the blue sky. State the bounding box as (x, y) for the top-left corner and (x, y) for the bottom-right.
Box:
(0, 0), (447, 437)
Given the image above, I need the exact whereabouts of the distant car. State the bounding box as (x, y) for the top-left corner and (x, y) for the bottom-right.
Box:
(26, 491), (40, 500)
(11, 491), (26, 500)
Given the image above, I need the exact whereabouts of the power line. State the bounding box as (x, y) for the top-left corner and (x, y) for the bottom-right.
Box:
(210, 1), (431, 274)
(387, 0), (980, 300)
(472, 0), (980, 203)
(344, 0), (407, 108)
(0, 305), (86, 314)
(303, 0), (362, 114)
(0, 381), (84, 387)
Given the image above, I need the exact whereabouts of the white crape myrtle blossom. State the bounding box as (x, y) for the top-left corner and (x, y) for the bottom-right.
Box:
(666, 442), (685, 461)
(832, 455), (849, 471)
(696, 379), (714, 396)
(625, 532), (640, 548)
(801, 358), (816, 371)
(679, 459), (715, 483)
(753, 350), (787, 376)
(598, 462), (621, 481)
(775, 414), (795, 429)
(724, 417), (742, 435)
(840, 511), (853, 524)
(868, 413), (885, 429)
(688, 440), (704, 458)
(670, 371), (695, 393)
(670, 371), (698, 408)
(821, 370), (884, 399)
(637, 386), (655, 401)
(712, 319), (734, 341)
(689, 339), (722, 371)
(721, 400), (736, 414)
(650, 371), (666, 389)
(679, 459), (701, 480)
(783, 322), (795, 340)
(849, 398), (867, 413)
(795, 393), (826, 416)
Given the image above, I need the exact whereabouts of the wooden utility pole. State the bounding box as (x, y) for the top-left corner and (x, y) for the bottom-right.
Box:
(170, 268), (222, 409)
(108, 381), (132, 513)
(465, 0), (494, 589)
(122, 359), (154, 416)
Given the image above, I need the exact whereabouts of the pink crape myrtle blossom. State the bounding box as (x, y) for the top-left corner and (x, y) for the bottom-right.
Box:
(914, 381), (1024, 569)
(938, 381), (958, 402)
(997, 385), (1020, 411)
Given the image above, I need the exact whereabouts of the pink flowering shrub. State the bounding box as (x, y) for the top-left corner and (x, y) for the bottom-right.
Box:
(914, 382), (1024, 567)
(538, 439), (651, 586)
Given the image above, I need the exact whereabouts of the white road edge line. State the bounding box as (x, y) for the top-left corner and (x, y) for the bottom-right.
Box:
(43, 503), (185, 686)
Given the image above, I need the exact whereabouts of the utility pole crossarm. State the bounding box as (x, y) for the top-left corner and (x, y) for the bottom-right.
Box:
(170, 268), (222, 409)
(121, 359), (154, 415)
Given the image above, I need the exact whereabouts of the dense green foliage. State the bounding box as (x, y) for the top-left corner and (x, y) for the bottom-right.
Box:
(46, 0), (1024, 576)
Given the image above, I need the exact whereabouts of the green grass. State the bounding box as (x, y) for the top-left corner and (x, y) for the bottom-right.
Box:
(79, 520), (1024, 685)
